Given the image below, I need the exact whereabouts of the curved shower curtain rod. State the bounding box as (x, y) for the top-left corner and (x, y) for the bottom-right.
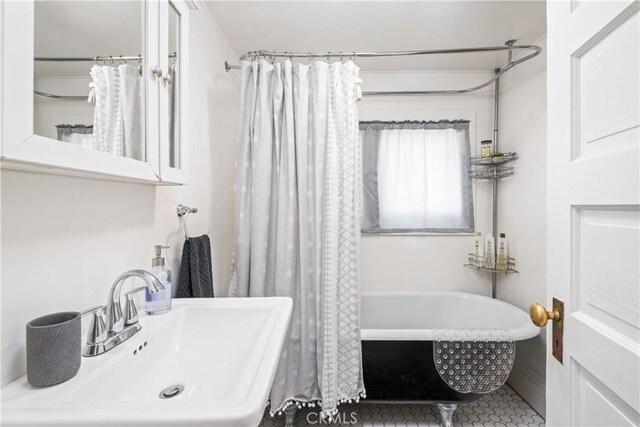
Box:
(223, 40), (542, 96)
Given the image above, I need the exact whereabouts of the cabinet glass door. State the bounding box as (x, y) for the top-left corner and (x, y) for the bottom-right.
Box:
(33, 1), (147, 162)
(159, 0), (188, 184)
(168, 2), (181, 169)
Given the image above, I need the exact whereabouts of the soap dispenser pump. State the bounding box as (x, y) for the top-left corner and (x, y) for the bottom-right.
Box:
(147, 245), (172, 315)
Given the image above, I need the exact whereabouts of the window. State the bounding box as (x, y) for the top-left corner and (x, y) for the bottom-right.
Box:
(361, 120), (474, 233)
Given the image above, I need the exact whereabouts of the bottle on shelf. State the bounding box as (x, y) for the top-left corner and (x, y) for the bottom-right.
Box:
(484, 234), (495, 269)
(480, 140), (492, 158)
(473, 232), (485, 267)
(496, 233), (509, 270)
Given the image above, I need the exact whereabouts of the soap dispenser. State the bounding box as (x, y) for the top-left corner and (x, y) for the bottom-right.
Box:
(147, 245), (172, 315)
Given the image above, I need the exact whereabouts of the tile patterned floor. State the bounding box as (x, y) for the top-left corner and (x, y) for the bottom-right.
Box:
(259, 385), (544, 427)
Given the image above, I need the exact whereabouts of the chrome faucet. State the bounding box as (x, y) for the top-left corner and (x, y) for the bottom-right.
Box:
(105, 270), (165, 333)
(82, 269), (166, 357)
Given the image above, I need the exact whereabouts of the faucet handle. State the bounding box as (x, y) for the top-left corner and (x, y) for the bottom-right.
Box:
(107, 299), (124, 334)
(82, 306), (107, 344)
(124, 286), (146, 325)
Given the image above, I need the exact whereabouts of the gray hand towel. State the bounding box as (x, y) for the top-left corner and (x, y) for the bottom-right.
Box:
(176, 235), (214, 298)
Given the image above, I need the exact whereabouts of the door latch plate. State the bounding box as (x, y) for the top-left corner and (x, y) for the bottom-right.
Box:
(552, 297), (564, 364)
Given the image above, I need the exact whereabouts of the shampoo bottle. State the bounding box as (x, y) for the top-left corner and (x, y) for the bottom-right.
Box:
(473, 232), (485, 266)
(480, 140), (493, 158)
(147, 245), (172, 315)
(484, 234), (495, 268)
(497, 233), (509, 270)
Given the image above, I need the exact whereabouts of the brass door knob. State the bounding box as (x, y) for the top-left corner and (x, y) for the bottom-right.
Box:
(529, 302), (561, 327)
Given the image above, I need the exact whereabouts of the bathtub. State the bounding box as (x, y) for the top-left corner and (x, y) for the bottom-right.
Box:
(360, 291), (540, 425)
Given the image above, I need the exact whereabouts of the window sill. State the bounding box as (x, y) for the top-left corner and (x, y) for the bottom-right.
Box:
(361, 231), (476, 237)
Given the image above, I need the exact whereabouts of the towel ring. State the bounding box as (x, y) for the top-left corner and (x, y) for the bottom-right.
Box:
(177, 204), (210, 239)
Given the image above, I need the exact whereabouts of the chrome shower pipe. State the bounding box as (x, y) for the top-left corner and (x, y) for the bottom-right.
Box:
(224, 42), (541, 96)
(34, 55), (143, 62)
(492, 68), (500, 299)
(34, 90), (86, 100)
(237, 43), (540, 61)
(34, 53), (177, 62)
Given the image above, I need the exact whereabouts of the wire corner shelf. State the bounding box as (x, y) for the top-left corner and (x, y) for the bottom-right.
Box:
(469, 151), (518, 181)
(463, 254), (520, 274)
(469, 166), (514, 180)
(470, 152), (519, 166)
(463, 254), (518, 275)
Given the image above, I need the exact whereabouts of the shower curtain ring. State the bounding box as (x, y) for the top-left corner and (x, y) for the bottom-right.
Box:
(308, 52), (312, 64)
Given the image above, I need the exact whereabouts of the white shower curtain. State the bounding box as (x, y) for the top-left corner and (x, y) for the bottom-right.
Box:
(119, 65), (145, 161)
(90, 65), (123, 155)
(90, 64), (144, 159)
(229, 59), (365, 417)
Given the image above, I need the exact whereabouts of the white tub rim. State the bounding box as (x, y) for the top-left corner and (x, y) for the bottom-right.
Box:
(360, 290), (540, 342)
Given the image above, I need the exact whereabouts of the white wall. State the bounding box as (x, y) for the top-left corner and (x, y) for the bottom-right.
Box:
(0, 8), (239, 386)
(498, 38), (547, 417)
(359, 71), (496, 296)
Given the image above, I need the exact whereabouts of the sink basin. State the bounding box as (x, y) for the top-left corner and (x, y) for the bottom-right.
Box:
(1, 297), (292, 427)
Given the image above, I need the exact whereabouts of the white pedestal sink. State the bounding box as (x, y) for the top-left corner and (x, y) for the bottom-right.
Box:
(2, 297), (292, 427)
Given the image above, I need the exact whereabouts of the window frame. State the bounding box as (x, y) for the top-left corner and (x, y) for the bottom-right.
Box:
(360, 119), (476, 236)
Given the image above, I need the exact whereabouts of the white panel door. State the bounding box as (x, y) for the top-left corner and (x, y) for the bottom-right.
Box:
(547, 1), (640, 426)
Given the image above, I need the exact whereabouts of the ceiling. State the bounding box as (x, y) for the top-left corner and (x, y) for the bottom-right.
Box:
(205, 1), (546, 71)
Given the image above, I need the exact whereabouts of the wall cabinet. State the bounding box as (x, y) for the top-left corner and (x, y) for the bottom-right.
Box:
(0, 0), (190, 185)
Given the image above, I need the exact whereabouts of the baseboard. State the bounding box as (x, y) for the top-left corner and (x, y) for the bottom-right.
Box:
(507, 357), (546, 418)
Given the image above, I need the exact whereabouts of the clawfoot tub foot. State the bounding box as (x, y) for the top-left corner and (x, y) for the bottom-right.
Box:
(437, 403), (458, 427)
(283, 405), (297, 427)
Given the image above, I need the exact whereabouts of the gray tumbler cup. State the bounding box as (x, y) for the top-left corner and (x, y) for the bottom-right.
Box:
(26, 311), (81, 387)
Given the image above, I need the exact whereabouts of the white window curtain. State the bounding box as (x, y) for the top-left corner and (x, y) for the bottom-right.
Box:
(361, 120), (474, 233)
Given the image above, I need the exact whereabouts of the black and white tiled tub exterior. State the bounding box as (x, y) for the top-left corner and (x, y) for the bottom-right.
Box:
(359, 291), (540, 427)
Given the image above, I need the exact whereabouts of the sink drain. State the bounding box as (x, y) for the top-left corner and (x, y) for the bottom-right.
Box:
(159, 384), (184, 399)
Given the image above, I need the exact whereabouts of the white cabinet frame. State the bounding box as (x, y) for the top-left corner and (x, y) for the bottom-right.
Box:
(0, 0), (189, 185)
(158, 0), (190, 185)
